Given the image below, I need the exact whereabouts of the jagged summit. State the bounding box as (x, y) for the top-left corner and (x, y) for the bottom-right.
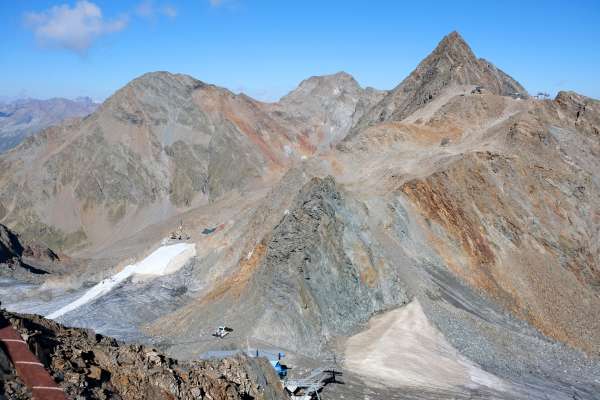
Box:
(103, 71), (205, 110)
(280, 71), (362, 102)
(429, 30), (476, 60)
(409, 30), (527, 97)
(128, 70), (203, 86)
(348, 31), (528, 136)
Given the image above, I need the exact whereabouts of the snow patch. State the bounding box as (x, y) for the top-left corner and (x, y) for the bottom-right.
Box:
(46, 243), (196, 320)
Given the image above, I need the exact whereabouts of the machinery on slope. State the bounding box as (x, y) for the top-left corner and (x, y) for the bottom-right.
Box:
(212, 326), (233, 338)
(170, 220), (191, 241)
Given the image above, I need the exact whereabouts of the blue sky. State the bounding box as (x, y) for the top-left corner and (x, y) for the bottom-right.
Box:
(1, 1), (599, 102)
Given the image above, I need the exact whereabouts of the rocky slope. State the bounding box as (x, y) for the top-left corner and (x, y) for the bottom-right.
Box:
(0, 223), (60, 280)
(150, 176), (409, 357)
(2, 308), (287, 400)
(0, 97), (98, 153)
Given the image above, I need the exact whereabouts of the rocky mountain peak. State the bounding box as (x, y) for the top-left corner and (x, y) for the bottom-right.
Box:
(346, 31), (528, 137)
(403, 30), (527, 100)
(105, 71), (204, 108)
(96, 70), (211, 133)
(280, 71), (362, 104)
(274, 72), (385, 149)
(428, 30), (477, 63)
(128, 71), (203, 89)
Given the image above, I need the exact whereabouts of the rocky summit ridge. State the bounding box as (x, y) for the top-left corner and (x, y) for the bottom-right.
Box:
(348, 31), (528, 138)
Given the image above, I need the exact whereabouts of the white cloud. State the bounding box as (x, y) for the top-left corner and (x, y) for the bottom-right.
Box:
(136, 1), (177, 19)
(25, 1), (128, 54)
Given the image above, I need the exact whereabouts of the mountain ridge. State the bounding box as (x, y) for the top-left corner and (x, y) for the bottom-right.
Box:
(0, 69), (383, 252)
(0, 96), (98, 153)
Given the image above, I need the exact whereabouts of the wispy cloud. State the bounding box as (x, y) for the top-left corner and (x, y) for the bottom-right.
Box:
(136, 1), (177, 19)
(24, 1), (178, 55)
(209, 0), (224, 6)
(24, 1), (128, 54)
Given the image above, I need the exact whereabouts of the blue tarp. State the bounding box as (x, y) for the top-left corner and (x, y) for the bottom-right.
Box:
(202, 227), (217, 235)
(270, 360), (288, 378)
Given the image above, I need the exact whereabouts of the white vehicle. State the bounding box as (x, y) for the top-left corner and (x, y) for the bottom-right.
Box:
(212, 326), (233, 338)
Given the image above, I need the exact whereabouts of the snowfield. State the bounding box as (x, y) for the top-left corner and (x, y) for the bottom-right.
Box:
(46, 243), (196, 320)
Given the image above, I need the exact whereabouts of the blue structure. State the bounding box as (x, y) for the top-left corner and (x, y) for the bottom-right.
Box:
(270, 360), (288, 379)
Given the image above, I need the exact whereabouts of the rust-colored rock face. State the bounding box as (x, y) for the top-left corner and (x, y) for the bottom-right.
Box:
(401, 174), (500, 294)
(401, 108), (600, 354)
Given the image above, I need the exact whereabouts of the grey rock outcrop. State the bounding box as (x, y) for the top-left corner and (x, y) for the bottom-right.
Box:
(0, 223), (58, 279)
(154, 176), (409, 356)
(0, 223), (24, 265)
(272, 72), (386, 149)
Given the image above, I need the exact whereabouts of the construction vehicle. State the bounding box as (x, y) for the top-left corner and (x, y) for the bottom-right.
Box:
(170, 220), (190, 241)
(471, 85), (484, 94)
(212, 326), (233, 338)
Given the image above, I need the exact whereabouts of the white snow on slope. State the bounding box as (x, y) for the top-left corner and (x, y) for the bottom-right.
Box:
(46, 243), (196, 320)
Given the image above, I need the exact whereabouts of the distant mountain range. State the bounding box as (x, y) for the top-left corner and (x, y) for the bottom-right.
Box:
(0, 97), (99, 153)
